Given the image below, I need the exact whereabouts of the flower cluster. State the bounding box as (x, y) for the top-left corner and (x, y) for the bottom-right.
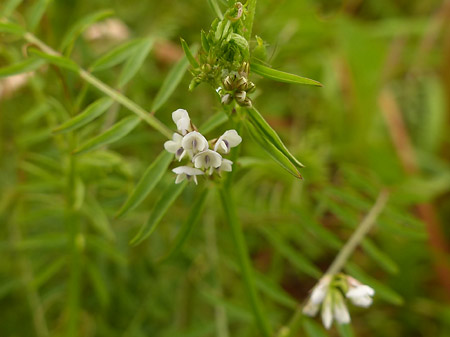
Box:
(303, 274), (375, 329)
(164, 109), (242, 184)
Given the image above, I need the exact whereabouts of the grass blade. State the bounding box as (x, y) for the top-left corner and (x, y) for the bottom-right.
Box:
(158, 188), (209, 262)
(130, 181), (187, 246)
(180, 38), (199, 68)
(118, 37), (154, 88)
(245, 121), (302, 178)
(251, 63), (322, 86)
(0, 21), (25, 35)
(29, 49), (79, 72)
(26, 0), (52, 32)
(246, 106), (304, 169)
(0, 57), (45, 78)
(90, 38), (144, 72)
(59, 9), (114, 53)
(219, 187), (272, 337)
(116, 151), (174, 217)
(0, 0), (23, 17)
(73, 115), (140, 155)
(53, 97), (114, 134)
(199, 110), (228, 134)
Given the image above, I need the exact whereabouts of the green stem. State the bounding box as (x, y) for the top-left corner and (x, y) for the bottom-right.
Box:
(325, 189), (390, 275)
(22, 32), (173, 139)
(244, 0), (257, 40)
(208, 0), (224, 19)
(219, 187), (272, 337)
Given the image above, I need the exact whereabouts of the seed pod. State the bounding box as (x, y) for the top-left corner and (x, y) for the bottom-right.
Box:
(223, 76), (234, 90)
(221, 93), (232, 105)
(246, 81), (256, 93)
(235, 76), (248, 91)
(234, 90), (246, 104)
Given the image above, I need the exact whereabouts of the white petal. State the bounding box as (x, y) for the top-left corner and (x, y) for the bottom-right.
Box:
(222, 130), (242, 147)
(182, 131), (208, 154)
(310, 275), (331, 305)
(172, 166), (204, 176)
(176, 117), (192, 135)
(321, 296), (333, 330)
(193, 150), (222, 169)
(164, 140), (179, 153)
(346, 285), (375, 299)
(219, 159), (233, 172)
(302, 301), (319, 317)
(175, 174), (185, 184)
(349, 295), (373, 308)
(333, 299), (351, 324)
(172, 109), (189, 123)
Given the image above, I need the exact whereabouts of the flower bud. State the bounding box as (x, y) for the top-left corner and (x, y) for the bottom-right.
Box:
(234, 90), (246, 103)
(246, 81), (256, 93)
(223, 75), (234, 90)
(221, 93), (232, 105)
(240, 62), (250, 76)
(235, 76), (248, 91)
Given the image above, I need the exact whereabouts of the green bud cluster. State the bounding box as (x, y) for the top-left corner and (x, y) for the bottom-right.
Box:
(187, 2), (257, 107)
(219, 62), (255, 107)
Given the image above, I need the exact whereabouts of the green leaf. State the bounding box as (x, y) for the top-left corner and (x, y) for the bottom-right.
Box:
(0, 57), (45, 78)
(199, 110), (229, 134)
(151, 45), (198, 112)
(180, 38), (199, 69)
(245, 121), (302, 178)
(90, 38), (144, 72)
(73, 115), (140, 155)
(253, 271), (297, 309)
(303, 318), (328, 337)
(53, 97), (114, 134)
(259, 226), (321, 278)
(118, 37), (154, 88)
(230, 33), (249, 57)
(0, 21), (25, 35)
(59, 9), (114, 53)
(0, 0), (23, 17)
(26, 0), (52, 32)
(130, 181), (187, 246)
(251, 63), (322, 87)
(201, 30), (210, 53)
(246, 106), (304, 169)
(29, 49), (79, 72)
(116, 151), (174, 217)
(336, 323), (355, 337)
(82, 195), (115, 241)
(361, 239), (399, 275)
(158, 188), (209, 262)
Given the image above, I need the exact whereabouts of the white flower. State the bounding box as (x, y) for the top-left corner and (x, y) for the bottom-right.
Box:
(333, 292), (351, 325)
(164, 133), (185, 161)
(218, 159), (233, 173)
(321, 292), (333, 330)
(310, 275), (331, 305)
(181, 131), (208, 157)
(193, 150), (222, 174)
(172, 166), (204, 185)
(172, 109), (193, 135)
(346, 278), (375, 308)
(214, 130), (242, 154)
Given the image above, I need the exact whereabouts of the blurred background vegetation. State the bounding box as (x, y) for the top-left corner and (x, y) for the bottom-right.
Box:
(1, 0), (450, 336)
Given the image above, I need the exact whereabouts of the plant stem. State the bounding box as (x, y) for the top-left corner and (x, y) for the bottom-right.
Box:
(22, 32), (173, 139)
(281, 189), (390, 336)
(219, 186), (272, 337)
(244, 0), (257, 40)
(325, 189), (390, 275)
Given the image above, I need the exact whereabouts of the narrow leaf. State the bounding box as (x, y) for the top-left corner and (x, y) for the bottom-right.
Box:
(90, 38), (144, 72)
(130, 181), (187, 246)
(53, 97), (114, 133)
(361, 239), (399, 274)
(26, 0), (52, 32)
(180, 38), (199, 68)
(118, 37), (154, 88)
(59, 9), (114, 52)
(0, 0), (23, 17)
(116, 151), (174, 217)
(199, 110), (228, 134)
(0, 21), (25, 35)
(29, 49), (79, 72)
(251, 63), (322, 86)
(303, 318), (328, 337)
(0, 57), (45, 78)
(158, 188), (209, 262)
(73, 115), (140, 155)
(245, 121), (301, 178)
(247, 106), (305, 169)
(151, 45), (198, 112)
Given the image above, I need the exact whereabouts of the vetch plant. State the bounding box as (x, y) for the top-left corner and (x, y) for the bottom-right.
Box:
(0, 0), (422, 337)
